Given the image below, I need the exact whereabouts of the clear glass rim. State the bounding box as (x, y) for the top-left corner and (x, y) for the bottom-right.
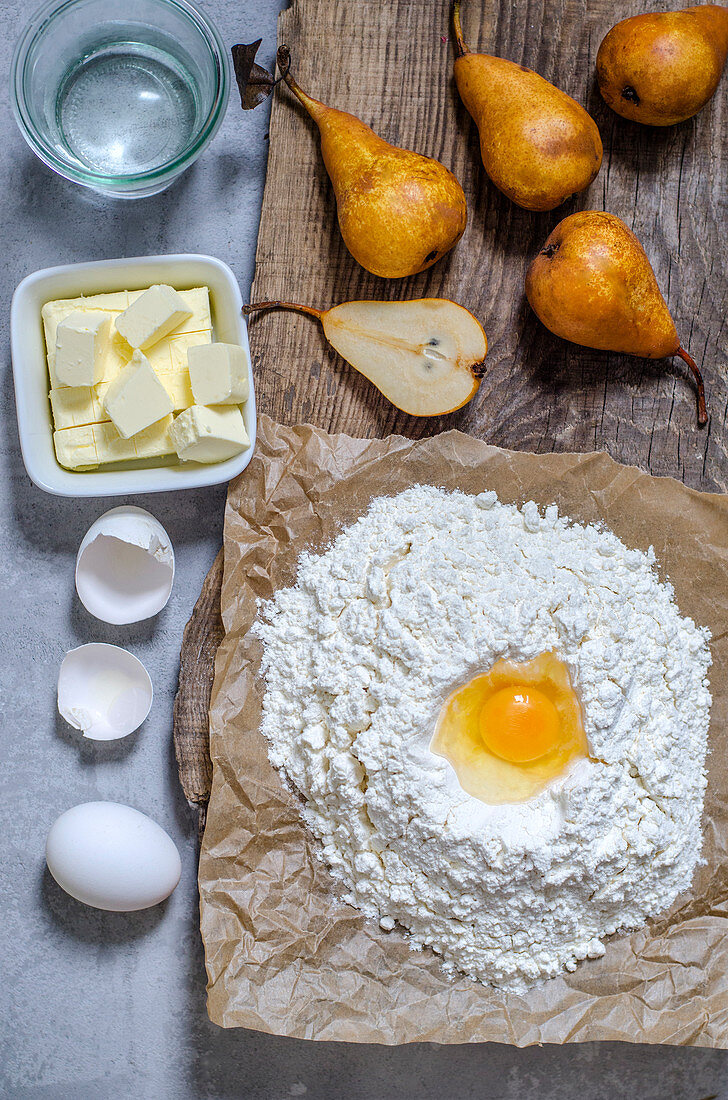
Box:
(10, 0), (230, 191)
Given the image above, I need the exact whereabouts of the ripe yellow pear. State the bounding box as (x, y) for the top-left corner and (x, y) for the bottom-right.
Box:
(276, 47), (467, 279)
(597, 5), (728, 125)
(243, 298), (487, 416)
(525, 212), (707, 424)
(452, 1), (602, 211)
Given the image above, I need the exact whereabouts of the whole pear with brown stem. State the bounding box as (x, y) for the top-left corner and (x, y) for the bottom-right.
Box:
(597, 6), (728, 126)
(525, 212), (707, 425)
(452, 0), (602, 211)
(275, 46), (467, 279)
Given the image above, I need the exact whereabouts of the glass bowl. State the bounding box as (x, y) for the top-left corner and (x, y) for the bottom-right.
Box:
(11, 0), (230, 198)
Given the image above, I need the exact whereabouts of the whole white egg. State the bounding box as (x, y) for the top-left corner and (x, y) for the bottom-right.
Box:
(46, 802), (181, 911)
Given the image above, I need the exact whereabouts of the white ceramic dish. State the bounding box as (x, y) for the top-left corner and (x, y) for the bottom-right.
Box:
(10, 254), (256, 496)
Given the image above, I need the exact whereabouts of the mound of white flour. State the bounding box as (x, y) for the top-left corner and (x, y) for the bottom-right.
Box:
(253, 485), (711, 991)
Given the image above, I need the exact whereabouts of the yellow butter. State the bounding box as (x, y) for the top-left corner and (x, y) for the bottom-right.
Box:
(169, 404), (249, 464)
(102, 349), (174, 438)
(43, 286), (212, 390)
(145, 330), (212, 375)
(54, 311), (112, 387)
(45, 320), (130, 388)
(49, 386), (107, 430)
(115, 285), (193, 351)
(127, 286), (211, 335)
(160, 372), (195, 410)
(54, 415), (175, 470)
(44, 287), (212, 465)
(188, 343), (250, 405)
(97, 370), (193, 413)
(50, 369), (194, 431)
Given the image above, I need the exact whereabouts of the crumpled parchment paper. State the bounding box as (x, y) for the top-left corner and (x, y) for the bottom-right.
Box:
(199, 415), (728, 1046)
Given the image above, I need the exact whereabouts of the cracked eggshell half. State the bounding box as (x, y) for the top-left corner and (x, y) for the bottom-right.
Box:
(46, 802), (181, 911)
(75, 506), (174, 624)
(58, 643), (153, 741)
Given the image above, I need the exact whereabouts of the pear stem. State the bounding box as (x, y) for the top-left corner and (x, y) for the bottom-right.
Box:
(675, 347), (708, 426)
(243, 301), (324, 322)
(276, 44), (292, 83)
(276, 45), (318, 112)
(452, 0), (470, 58)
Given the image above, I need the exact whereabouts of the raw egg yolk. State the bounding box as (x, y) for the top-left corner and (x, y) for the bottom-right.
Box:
(430, 652), (589, 805)
(479, 687), (560, 764)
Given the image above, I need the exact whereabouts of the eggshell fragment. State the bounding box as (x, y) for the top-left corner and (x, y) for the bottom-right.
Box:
(58, 643), (153, 741)
(75, 506), (174, 624)
(46, 801), (181, 912)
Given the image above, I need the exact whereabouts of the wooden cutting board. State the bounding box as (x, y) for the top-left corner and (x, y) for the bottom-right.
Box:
(173, 0), (728, 824)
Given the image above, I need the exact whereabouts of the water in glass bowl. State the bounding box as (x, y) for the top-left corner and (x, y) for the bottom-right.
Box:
(56, 41), (199, 176)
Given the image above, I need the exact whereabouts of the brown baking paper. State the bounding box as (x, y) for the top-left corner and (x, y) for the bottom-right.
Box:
(199, 415), (728, 1045)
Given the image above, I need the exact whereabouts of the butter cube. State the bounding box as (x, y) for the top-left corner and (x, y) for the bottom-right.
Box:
(127, 286), (211, 336)
(49, 386), (107, 429)
(115, 285), (193, 350)
(169, 405), (249, 463)
(174, 287), (211, 332)
(47, 327), (129, 390)
(42, 293), (130, 350)
(55, 311), (111, 387)
(187, 343), (250, 405)
(102, 350), (173, 438)
(54, 416), (175, 470)
(97, 371), (193, 414)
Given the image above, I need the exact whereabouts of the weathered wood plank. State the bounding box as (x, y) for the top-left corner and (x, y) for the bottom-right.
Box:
(172, 549), (224, 831)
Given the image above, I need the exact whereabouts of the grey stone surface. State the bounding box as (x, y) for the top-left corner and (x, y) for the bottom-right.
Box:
(1, 1), (726, 1098)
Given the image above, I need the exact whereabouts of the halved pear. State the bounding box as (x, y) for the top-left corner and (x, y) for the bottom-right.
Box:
(243, 298), (487, 417)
